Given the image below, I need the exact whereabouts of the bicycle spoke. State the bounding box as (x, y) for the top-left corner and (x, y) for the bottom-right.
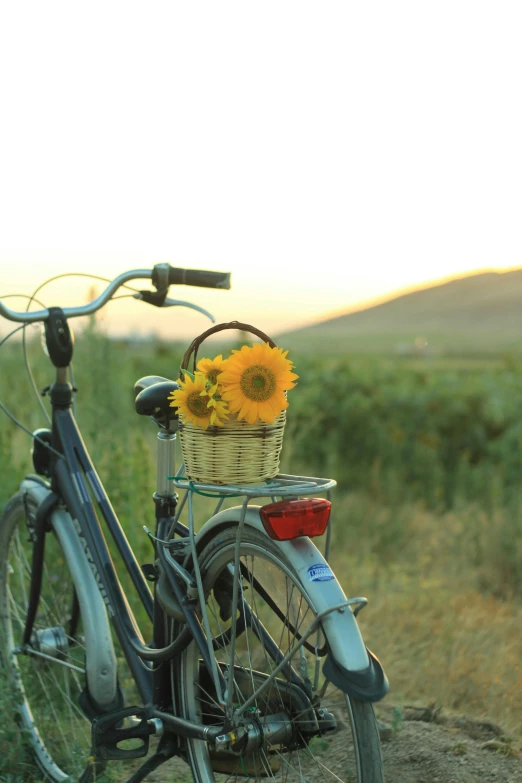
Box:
(248, 557), (285, 712)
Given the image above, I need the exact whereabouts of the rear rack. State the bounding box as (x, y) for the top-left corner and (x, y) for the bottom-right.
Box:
(171, 471), (337, 499)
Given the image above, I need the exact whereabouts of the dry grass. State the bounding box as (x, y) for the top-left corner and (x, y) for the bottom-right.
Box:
(326, 493), (522, 736)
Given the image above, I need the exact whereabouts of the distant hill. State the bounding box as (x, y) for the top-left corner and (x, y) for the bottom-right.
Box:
(276, 269), (522, 355)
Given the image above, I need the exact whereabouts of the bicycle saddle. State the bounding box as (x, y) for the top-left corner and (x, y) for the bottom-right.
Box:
(134, 376), (180, 426)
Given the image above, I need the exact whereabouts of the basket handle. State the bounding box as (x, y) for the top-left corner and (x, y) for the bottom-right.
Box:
(180, 321), (276, 377)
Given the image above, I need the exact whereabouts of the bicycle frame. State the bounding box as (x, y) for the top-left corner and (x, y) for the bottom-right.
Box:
(35, 374), (233, 716)
(50, 395), (157, 705)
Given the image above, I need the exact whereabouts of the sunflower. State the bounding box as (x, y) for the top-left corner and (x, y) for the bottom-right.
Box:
(196, 355), (226, 387)
(168, 374), (229, 429)
(217, 342), (298, 424)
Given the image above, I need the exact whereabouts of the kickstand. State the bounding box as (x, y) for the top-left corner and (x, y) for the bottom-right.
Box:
(124, 733), (179, 783)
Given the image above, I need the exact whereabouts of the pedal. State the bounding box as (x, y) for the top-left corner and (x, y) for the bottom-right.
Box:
(92, 706), (155, 760)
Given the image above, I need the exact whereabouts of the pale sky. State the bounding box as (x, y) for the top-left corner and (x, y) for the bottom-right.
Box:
(1, 2), (521, 340)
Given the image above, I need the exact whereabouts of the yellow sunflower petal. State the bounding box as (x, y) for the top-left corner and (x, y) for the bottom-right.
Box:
(209, 408), (223, 426)
(258, 407), (276, 424)
(267, 395), (286, 420)
(238, 399), (258, 424)
(275, 371), (298, 386)
(215, 400), (229, 417)
(220, 387), (242, 401)
(261, 391), (287, 422)
(217, 370), (242, 384)
(226, 396), (243, 414)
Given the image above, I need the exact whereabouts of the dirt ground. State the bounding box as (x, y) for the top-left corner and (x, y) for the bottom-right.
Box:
(124, 703), (522, 782)
(378, 703), (522, 783)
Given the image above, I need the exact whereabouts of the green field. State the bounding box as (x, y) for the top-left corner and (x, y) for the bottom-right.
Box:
(1, 323), (522, 778)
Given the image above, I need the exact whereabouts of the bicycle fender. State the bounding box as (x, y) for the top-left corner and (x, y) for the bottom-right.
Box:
(196, 506), (387, 700)
(20, 478), (118, 710)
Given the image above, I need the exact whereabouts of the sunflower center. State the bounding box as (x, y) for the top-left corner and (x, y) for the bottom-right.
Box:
(240, 365), (277, 401)
(206, 369), (219, 385)
(186, 391), (211, 418)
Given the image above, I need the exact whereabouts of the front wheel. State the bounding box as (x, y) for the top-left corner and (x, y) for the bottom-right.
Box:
(0, 491), (107, 782)
(176, 526), (384, 782)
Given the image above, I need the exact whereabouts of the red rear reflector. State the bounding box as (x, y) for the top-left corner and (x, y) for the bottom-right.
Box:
(260, 498), (331, 541)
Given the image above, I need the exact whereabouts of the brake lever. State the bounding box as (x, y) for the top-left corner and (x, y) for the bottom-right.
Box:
(133, 292), (215, 322)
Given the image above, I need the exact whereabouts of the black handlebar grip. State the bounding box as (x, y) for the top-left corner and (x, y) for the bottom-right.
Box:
(164, 266), (231, 290)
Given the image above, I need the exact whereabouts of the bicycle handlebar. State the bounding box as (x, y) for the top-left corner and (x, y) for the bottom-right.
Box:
(155, 265), (231, 290)
(0, 264), (231, 324)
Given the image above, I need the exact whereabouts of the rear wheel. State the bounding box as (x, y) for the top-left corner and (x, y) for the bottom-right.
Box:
(0, 492), (106, 782)
(176, 526), (384, 782)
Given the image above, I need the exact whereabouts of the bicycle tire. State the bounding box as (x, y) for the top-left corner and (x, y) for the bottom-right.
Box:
(0, 491), (111, 782)
(175, 526), (384, 782)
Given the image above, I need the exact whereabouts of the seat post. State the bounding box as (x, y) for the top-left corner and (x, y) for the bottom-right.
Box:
(156, 431), (176, 499)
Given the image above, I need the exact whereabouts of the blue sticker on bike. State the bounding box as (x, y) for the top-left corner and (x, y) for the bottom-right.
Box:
(307, 564), (335, 582)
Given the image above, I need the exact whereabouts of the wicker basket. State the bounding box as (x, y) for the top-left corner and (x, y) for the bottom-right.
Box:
(178, 321), (286, 485)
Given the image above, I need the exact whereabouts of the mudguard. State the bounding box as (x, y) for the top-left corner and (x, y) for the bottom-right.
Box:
(196, 505), (389, 702)
(20, 478), (118, 709)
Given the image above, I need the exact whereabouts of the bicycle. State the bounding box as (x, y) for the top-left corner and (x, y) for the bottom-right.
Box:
(0, 263), (388, 782)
